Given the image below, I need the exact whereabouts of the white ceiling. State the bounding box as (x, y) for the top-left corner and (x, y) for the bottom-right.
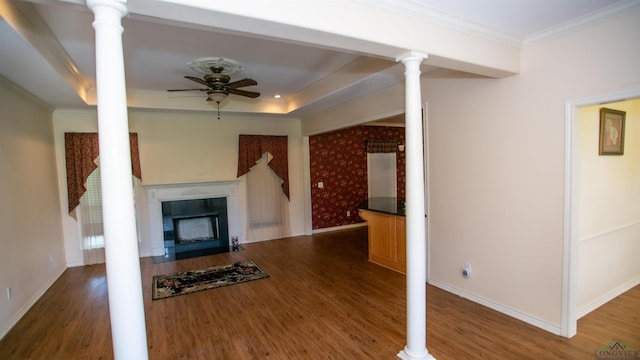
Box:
(0, 0), (634, 118)
(412, 0), (629, 38)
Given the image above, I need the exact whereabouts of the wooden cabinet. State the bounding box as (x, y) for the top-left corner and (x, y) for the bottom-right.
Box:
(359, 209), (406, 274)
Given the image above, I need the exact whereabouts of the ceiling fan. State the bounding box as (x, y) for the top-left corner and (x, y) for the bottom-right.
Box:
(168, 57), (260, 118)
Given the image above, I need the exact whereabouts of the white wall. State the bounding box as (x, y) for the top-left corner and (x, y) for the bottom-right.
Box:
(0, 77), (66, 339)
(576, 100), (640, 317)
(53, 109), (306, 266)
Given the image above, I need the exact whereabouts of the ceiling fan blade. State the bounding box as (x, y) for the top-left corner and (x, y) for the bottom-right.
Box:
(229, 88), (260, 98)
(167, 88), (208, 92)
(185, 75), (209, 87)
(228, 78), (257, 89)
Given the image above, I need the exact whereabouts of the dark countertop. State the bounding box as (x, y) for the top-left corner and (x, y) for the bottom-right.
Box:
(357, 197), (405, 216)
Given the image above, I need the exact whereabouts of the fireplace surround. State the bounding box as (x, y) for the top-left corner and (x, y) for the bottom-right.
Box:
(145, 180), (240, 259)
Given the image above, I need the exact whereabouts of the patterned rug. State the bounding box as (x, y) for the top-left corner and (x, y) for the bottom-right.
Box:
(152, 259), (269, 300)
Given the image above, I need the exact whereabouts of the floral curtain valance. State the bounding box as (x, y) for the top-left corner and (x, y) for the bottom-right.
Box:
(65, 132), (141, 214)
(366, 139), (398, 153)
(237, 135), (289, 199)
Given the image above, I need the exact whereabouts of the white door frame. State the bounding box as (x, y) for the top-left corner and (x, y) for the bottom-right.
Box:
(423, 101), (431, 281)
(562, 86), (640, 337)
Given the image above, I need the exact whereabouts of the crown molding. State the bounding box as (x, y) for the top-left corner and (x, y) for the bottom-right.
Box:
(357, 0), (640, 48)
(523, 0), (640, 46)
(2, 0), (91, 101)
(356, 0), (524, 46)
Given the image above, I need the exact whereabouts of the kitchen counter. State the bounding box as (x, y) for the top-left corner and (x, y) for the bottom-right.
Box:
(357, 197), (405, 216)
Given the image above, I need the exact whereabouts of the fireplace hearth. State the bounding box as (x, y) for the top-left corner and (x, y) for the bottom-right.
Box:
(162, 197), (229, 259)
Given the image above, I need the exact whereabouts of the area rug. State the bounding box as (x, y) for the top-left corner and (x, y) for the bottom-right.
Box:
(152, 259), (269, 300)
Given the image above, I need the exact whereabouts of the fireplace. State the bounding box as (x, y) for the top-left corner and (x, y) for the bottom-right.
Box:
(162, 197), (229, 259)
(145, 180), (240, 259)
(174, 215), (219, 243)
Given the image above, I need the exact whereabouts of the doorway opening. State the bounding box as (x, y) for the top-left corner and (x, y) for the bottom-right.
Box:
(563, 87), (640, 337)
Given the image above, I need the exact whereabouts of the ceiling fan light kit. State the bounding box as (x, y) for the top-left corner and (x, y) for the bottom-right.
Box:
(168, 57), (260, 119)
(207, 91), (227, 103)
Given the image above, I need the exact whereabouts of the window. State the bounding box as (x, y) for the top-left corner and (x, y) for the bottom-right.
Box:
(78, 165), (105, 264)
(245, 152), (290, 241)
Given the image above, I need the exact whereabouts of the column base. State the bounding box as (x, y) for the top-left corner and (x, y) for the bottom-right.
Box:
(397, 346), (436, 360)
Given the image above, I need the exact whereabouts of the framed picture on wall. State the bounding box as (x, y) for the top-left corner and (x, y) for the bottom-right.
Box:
(599, 108), (625, 155)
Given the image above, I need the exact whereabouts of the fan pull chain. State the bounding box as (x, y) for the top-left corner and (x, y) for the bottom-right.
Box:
(216, 102), (221, 120)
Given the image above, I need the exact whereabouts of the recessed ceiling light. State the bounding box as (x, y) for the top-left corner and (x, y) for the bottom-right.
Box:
(274, 94), (282, 99)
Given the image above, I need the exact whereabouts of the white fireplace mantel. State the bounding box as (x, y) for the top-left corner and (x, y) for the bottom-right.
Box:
(144, 180), (241, 257)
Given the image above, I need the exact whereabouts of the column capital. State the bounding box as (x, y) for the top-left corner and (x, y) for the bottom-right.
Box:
(86, 0), (128, 17)
(396, 51), (429, 64)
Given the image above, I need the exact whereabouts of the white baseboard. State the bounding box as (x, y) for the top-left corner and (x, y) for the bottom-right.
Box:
(312, 222), (367, 234)
(0, 265), (67, 340)
(428, 279), (562, 335)
(577, 275), (640, 319)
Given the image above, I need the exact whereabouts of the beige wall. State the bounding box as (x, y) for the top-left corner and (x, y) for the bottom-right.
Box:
(300, 9), (640, 334)
(53, 109), (306, 266)
(576, 100), (640, 317)
(3, 6), (638, 340)
(0, 77), (66, 338)
(424, 10), (640, 333)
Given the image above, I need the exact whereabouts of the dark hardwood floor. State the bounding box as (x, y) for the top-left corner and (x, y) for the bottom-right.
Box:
(1, 227), (638, 359)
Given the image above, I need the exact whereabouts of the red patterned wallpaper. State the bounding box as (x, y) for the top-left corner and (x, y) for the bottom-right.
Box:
(309, 125), (405, 230)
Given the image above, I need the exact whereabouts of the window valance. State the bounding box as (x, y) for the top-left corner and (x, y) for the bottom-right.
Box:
(366, 139), (399, 153)
(237, 135), (289, 199)
(65, 132), (141, 214)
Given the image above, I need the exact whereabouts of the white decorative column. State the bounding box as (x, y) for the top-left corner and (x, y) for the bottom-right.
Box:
(397, 51), (435, 360)
(86, 1), (149, 359)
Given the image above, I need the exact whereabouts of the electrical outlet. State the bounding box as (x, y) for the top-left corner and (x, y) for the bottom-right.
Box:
(6, 288), (11, 299)
(318, 181), (324, 189)
(462, 263), (471, 279)
(347, 210), (350, 217)
(49, 255), (54, 263)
